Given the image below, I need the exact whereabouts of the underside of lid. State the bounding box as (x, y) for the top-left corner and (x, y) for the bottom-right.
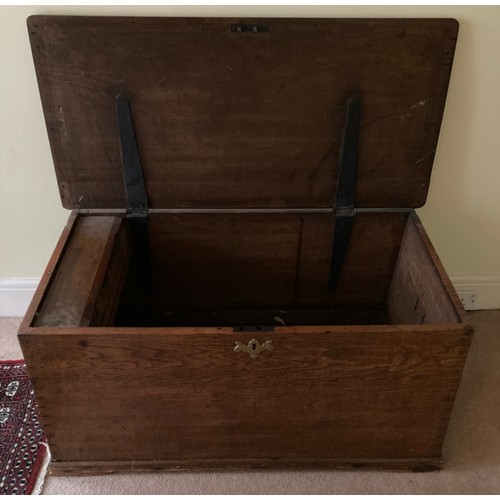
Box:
(28, 16), (458, 210)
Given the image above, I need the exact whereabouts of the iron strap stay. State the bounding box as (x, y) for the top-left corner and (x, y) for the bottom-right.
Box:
(116, 95), (149, 215)
(329, 98), (361, 290)
(116, 94), (151, 290)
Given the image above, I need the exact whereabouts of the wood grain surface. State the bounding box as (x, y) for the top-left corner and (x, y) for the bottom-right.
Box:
(19, 325), (471, 464)
(388, 215), (463, 324)
(48, 457), (443, 475)
(142, 212), (408, 311)
(28, 16), (457, 209)
(20, 211), (79, 331)
(33, 216), (126, 326)
(296, 212), (408, 307)
(411, 213), (470, 325)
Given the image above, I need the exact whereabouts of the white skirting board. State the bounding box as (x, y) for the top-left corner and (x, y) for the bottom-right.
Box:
(0, 277), (499, 317)
(450, 276), (500, 311)
(0, 279), (40, 317)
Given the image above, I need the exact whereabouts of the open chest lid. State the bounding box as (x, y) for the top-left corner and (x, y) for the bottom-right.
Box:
(29, 16), (458, 210)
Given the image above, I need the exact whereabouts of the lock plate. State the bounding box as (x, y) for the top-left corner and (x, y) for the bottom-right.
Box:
(234, 339), (273, 359)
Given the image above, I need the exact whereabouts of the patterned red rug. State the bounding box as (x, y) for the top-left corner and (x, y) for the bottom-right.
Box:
(0, 360), (48, 495)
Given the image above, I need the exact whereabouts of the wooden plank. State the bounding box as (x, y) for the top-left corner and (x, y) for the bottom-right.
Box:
(411, 213), (470, 325)
(20, 211), (79, 331)
(19, 325), (471, 464)
(19, 323), (471, 336)
(115, 307), (389, 328)
(28, 16), (458, 209)
(33, 215), (129, 327)
(90, 218), (132, 326)
(114, 212), (407, 313)
(47, 457), (443, 475)
(297, 212), (408, 307)
(147, 213), (301, 310)
(387, 215), (464, 324)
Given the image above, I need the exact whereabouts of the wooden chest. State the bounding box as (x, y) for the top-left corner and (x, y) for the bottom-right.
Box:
(19, 16), (472, 474)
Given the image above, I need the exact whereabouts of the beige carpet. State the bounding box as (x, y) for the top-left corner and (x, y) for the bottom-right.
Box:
(1, 311), (499, 494)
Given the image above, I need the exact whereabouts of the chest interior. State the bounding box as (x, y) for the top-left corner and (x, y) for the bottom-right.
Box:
(31, 210), (462, 330)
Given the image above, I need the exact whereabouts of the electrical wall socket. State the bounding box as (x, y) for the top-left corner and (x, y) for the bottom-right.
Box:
(457, 291), (478, 310)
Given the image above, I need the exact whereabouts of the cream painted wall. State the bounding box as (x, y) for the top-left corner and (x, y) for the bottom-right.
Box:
(1, 6), (499, 293)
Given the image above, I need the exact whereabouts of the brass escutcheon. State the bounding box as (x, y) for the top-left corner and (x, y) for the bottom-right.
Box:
(234, 339), (273, 359)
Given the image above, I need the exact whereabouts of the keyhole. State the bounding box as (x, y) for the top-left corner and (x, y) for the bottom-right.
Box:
(252, 342), (257, 351)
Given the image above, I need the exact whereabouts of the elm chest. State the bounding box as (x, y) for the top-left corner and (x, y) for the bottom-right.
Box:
(19, 16), (472, 474)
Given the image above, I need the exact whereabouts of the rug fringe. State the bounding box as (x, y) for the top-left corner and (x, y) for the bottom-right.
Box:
(31, 444), (51, 495)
